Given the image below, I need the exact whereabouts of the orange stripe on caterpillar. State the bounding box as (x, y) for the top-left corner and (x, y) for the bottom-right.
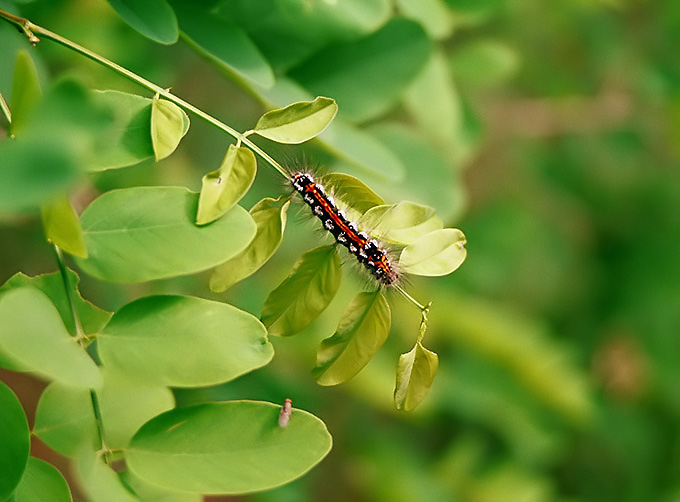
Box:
(291, 172), (398, 287)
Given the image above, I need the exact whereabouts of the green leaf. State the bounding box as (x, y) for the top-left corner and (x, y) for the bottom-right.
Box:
(10, 50), (42, 137)
(0, 270), (111, 338)
(450, 39), (520, 89)
(196, 145), (257, 225)
(359, 201), (443, 245)
(399, 228), (467, 276)
(174, 2), (274, 88)
(75, 186), (256, 283)
(0, 135), (79, 213)
(313, 291), (391, 386)
(98, 295), (273, 387)
(41, 194), (88, 258)
(34, 368), (174, 457)
(261, 245), (342, 337)
(119, 470), (201, 502)
(0, 381), (30, 501)
(89, 90), (154, 170)
(11, 457), (73, 502)
(210, 197), (290, 292)
(107, 0), (178, 44)
(322, 173), (384, 218)
(394, 340), (439, 411)
(151, 96), (189, 161)
(126, 401), (332, 495)
(395, 0), (453, 39)
(75, 451), (138, 502)
(289, 18), (431, 122)
(0, 288), (102, 388)
(253, 97), (338, 144)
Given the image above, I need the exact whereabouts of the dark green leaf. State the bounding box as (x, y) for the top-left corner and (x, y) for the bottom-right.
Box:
(126, 401), (332, 494)
(261, 245), (342, 336)
(0, 288), (102, 388)
(174, 2), (274, 88)
(210, 197), (290, 292)
(313, 290), (391, 386)
(107, 0), (178, 44)
(98, 295), (273, 387)
(75, 187), (256, 283)
(196, 145), (257, 225)
(394, 340), (439, 411)
(0, 381), (30, 500)
(289, 18), (431, 122)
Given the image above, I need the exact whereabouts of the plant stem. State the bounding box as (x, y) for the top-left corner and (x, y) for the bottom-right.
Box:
(394, 284), (428, 312)
(53, 245), (111, 464)
(0, 8), (290, 179)
(0, 91), (12, 129)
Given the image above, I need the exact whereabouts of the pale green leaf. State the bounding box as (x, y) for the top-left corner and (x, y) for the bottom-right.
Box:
(253, 97), (338, 144)
(12, 457), (73, 502)
(0, 288), (102, 388)
(0, 270), (111, 338)
(313, 291), (391, 386)
(359, 201), (443, 245)
(75, 186), (256, 283)
(98, 295), (273, 387)
(395, 0), (454, 39)
(450, 39), (520, 89)
(34, 369), (175, 456)
(151, 96), (189, 161)
(0, 381), (30, 501)
(119, 470), (201, 502)
(10, 50), (42, 137)
(107, 0), (178, 44)
(322, 173), (384, 218)
(196, 145), (257, 225)
(41, 194), (88, 258)
(210, 197), (290, 292)
(394, 340), (439, 411)
(75, 451), (138, 502)
(261, 245), (342, 337)
(126, 401), (332, 495)
(399, 228), (467, 276)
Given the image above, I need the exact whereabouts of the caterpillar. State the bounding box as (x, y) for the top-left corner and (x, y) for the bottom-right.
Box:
(291, 171), (398, 287)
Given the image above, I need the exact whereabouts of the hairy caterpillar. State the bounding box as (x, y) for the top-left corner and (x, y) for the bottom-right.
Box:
(290, 172), (398, 287)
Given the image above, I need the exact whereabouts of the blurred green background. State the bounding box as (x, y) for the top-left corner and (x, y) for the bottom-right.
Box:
(1, 0), (679, 501)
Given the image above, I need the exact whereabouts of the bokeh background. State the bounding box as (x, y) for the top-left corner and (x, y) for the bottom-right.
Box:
(1, 0), (679, 501)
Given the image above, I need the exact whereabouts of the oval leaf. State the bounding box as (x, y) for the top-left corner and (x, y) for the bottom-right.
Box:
(261, 245), (342, 337)
(75, 186), (256, 283)
(253, 97), (338, 144)
(151, 96), (189, 161)
(41, 194), (88, 258)
(359, 201), (443, 245)
(196, 145), (257, 225)
(126, 401), (332, 494)
(10, 50), (42, 137)
(0, 381), (30, 500)
(210, 197), (290, 292)
(107, 0), (178, 44)
(313, 290), (391, 386)
(289, 18), (430, 122)
(0, 287), (102, 388)
(34, 369), (174, 457)
(98, 295), (273, 387)
(75, 451), (138, 502)
(394, 340), (439, 411)
(399, 228), (467, 276)
(322, 173), (384, 218)
(12, 457), (73, 502)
